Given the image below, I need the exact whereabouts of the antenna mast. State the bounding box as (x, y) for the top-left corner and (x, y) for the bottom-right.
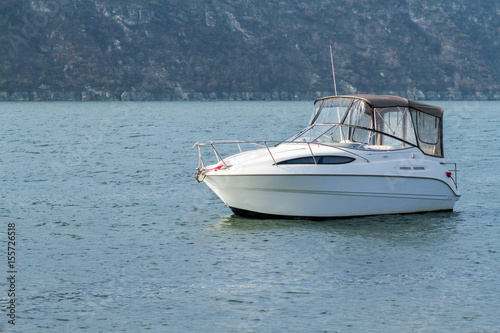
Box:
(329, 45), (338, 96)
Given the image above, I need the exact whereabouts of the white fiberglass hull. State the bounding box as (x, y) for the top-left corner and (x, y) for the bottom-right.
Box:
(195, 94), (461, 219)
(203, 173), (460, 218)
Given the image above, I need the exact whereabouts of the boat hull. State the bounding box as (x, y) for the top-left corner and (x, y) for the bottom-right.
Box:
(203, 174), (460, 218)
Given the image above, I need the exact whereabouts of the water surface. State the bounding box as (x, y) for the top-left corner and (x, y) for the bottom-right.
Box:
(0, 100), (499, 332)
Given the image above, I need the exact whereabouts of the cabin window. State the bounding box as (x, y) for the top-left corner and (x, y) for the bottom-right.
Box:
(311, 98), (353, 125)
(343, 100), (372, 142)
(411, 110), (443, 157)
(374, 107), (417, 148)
(414, 112), (440, 144)
(277, 156), (355, 165)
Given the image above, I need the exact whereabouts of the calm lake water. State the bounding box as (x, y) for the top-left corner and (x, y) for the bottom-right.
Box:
(1, 100), (499, 332)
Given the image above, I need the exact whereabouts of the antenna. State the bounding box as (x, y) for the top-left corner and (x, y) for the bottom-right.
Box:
(329, 45), (337, 96)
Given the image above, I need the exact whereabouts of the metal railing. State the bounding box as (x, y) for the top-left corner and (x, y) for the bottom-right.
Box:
(193, 140), (370, 172)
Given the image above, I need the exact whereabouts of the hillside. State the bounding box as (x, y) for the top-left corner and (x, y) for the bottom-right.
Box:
(1, 0), (499, 101)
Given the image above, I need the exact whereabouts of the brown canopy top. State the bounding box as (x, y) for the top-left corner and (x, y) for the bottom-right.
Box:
(315, 94), (444, 118)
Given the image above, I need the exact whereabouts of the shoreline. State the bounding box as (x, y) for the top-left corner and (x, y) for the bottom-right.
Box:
(1, 90), (499, 102)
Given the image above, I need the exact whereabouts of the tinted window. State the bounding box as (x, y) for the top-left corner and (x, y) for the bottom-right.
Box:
(278, 157), (316, 165)
(320, 156), (355, 164)
(277, 156), (355, 165)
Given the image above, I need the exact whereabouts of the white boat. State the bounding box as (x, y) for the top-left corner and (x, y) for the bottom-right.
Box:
(194, 94), (460, 219)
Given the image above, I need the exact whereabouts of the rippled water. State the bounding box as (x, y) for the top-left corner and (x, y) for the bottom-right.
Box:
(1, 100), (499, 332)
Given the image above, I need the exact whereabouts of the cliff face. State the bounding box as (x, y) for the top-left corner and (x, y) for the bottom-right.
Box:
(1, 0), (499, 100)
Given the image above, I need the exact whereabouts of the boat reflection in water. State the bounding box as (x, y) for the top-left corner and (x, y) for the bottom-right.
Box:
(194, 95), (460, 219)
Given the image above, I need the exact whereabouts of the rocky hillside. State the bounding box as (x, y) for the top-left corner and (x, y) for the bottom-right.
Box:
(1, 0), (499, 100)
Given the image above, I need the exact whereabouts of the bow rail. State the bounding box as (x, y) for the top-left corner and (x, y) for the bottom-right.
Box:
(193, 140), (370, 180)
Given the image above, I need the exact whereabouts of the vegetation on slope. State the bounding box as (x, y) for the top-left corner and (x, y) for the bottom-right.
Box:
(1, 0), (499, 99)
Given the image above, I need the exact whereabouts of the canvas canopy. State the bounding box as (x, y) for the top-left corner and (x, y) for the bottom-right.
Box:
(308, 95), (444, 157)
(314, 94), (444, 118)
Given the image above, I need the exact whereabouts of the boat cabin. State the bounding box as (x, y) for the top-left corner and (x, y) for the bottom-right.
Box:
(289, 94), (444, 157)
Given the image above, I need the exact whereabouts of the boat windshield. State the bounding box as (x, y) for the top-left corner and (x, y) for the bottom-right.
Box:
(288, 96), (443, 156)
(309, 97), (354, 125)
